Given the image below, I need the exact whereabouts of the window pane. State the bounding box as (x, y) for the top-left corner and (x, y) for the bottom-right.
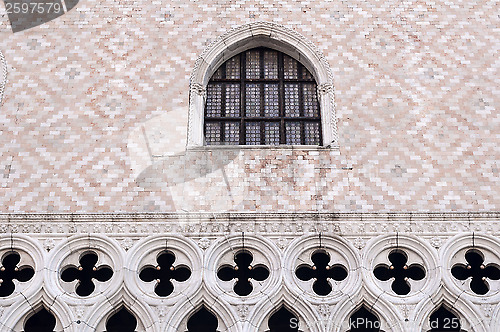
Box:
(245, 122), (261, 145)
(303, 83), (319, 117)
(245, 84), (261, 117)
(264, 84), (279, 117)
(285, 83), (300, 117)
(246, 50), (260, 79)
(264, 122), (280, 145)
(205, 47), (322, 146)
(286, 122), (302, 144)
(224, 122), (240, 144)
(263, 50), (278, 79)
(301, 66), (314, 80)
(205, 122), (221, 145)
(284, 55), (298, 79)
(305, 122), (321, 145)
(225, 84), (240, 117)
(225, 56), (240, 79)
(212, 67), (223, 80)
(206, 84), (222, 117)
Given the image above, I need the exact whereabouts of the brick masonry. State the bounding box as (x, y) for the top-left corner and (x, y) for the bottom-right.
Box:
(0, 0), (498, 212)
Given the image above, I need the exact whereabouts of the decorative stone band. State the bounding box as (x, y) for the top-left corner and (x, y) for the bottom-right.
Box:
(0, 212), (498, 238)
(190, 82), (207, 98)
(317, 83), (334, 96)
(0, 50), (7, 107)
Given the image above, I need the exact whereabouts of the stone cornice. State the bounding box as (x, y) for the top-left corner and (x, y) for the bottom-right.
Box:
(0, 211), (498, 223)
(0, 212), (499, 238)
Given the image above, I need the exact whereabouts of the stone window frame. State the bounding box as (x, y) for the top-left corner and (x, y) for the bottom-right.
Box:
(188, 22), (338, 149)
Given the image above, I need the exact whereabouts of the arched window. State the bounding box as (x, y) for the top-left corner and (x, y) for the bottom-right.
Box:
(204, 47), (321, 146)
(427, 306), (466, 332)
(105, 307), (137, 332)
(347, 306), (384, 332)
(186, 306), (219, 332)
(265, 306), (301, 332)
(24, 307), (56, 332)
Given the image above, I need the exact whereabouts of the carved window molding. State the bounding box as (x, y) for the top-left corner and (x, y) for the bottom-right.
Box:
(0, 49), (6, 107)
(188, 21), (338, 148)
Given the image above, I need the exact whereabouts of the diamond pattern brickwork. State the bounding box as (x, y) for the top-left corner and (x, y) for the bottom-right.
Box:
(0, 0), (498, 212)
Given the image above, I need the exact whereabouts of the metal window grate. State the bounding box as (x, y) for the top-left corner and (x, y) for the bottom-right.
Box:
(204, 47), (322, 145)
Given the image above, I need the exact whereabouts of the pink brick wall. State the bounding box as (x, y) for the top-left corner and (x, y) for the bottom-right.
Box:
(0, 0), (498, 212)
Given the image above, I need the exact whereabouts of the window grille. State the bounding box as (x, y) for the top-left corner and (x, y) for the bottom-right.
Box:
(204, 47), (322, 146)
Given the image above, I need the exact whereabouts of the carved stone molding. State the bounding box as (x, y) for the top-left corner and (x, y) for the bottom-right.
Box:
(0, 49), (7, 106)
(317, 83), (334, 96)
(190, 82), (206, 97)
(0, 212), (498, 237)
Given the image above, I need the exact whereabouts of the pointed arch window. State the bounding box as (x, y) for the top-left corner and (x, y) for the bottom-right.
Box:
(347, 306), (384, 332)
(204, 47), (322, 146)
(24, 307), (56, 332)
(427, 306), (466, 332)
(186, 306), (219, 332)
(105, 307), (137, 332)
(265, 306), (301, 332)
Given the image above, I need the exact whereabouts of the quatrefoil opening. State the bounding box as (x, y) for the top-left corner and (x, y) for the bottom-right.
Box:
(61, 251), (113, 296)
(0, 251), (35, 297)
(373, 249), (425, 295)
(451, 249), (500, 295)
(139, 250), (191, 297)
(217, 250), (270, 296)
(295, 250), (348, 296)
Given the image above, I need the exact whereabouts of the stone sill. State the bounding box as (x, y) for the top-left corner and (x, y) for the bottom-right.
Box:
(185, 144), (340, 152)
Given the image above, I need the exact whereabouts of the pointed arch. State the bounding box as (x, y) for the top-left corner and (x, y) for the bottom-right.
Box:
(2, 291), (73, 332)
(84, 288), (156, 332)
(347, 305), (383, 332)
(329, 288), (403, 332)
(164, 287), (239, 332)
(24, 307), (56, 332)
(426, 305), (465, 332)
(186, 306), (219, 332)
(105, 306), (138, 332)
(250, 289), (320, 332)
(188, 21), (338, 147)
(414, 288), (484, 332)
(265, 306), (300, 332)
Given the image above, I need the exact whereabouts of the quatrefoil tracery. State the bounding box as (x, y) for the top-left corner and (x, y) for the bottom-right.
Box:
(0, 251), (35, 297)
(295, 250), (348, 296)
(373, 249), (425, 295)
(217, 250), (270, 296)
(451, 249), (500, 295)
(61, 251), (113, 296)
(139, 251), (191, 297)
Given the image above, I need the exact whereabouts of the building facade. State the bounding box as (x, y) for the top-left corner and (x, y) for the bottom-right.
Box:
(0, 1), (499, 331)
